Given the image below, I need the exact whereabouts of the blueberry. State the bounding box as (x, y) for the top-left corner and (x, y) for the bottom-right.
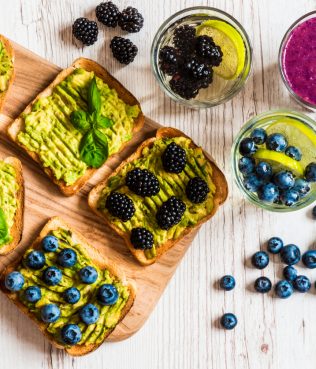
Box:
(25, 250), (46, 270)
(293, 275), (311, 292)
(57, 248), (77, 267)
(79, 266), (98, 284)
(219, 275), (236, 291)
(61, 324), (82, 345)
(220, 313), (237, 330)
(313, 206), (316, 219)
(97, 284), (119, 305)
(254, 276), (272, 293)
(243, 173), (263, 192)
(305, 162), (316, 182)
(255, 162), (272, 180)
(79, 303), (100, 325)
(239, 138), (257, 156)
(293, 178), (311, 197)
(42, 266), (62, 286)
(267, 237), (284, 254)
(238, 157), (255, 175)
(283, 266), (297, 282)
(250, 128), (267, 145)
(24, 286), (41, 302)
(41, 304), (60, 323)
(251, 251), (269, 269)
(275, 280), (293, 298)
(280, 244), (301, 265)
(285, 146), (302, 161)
(42, 235), (59, 252)
(258, 183), (279, 203)
(5, 271), (24, 292)
(273, 170), (295, 190)
(280, 189), (300, 206)
(302, 250), (316, 269)
(266, 133), (288, 152)
(64, 287), (81, 304)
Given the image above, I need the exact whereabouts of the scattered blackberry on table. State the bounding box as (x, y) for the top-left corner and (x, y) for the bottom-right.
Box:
(106, 191), (135, 221)
(162, 142), (186, 173)
(110, 36), (138, 64)
(156, 196), (186, 230)
(130, 228), (154, 250)
(72, 18), (98, 46)
(186, 176), (210, 203)
(183, 56), (212, 80)
(126, 168), (160, 197)
(173, 25), (196, 53)
(195, 35), (223, 66)
(159, 46), (182, 76)
(118, 6), (144, 33)
(96, 2), (120, 27)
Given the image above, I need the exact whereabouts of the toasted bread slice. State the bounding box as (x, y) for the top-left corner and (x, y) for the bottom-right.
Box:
(88, 127), (228, 266)
(0, 217), (136, 356)
(0, 35), (15, 113)
(0, 157), (24, 255)
(7, 58), (145, 196)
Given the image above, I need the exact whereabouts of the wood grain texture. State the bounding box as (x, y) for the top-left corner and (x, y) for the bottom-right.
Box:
(0, 1), (316, 368)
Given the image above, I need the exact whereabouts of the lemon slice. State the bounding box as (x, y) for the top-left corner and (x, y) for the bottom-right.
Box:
(196, 20), (246, 80)
(253, 149), (304, 176)
(265, 117), (316, 168)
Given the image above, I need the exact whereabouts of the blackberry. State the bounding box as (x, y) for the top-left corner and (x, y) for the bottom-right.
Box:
(195, 35), (223, 66)
(106, 192), (135, 221)
(126, 168), (160, 197)
(159, 46), (182, 76)
(173, 25), (196, 53)
(72, 18), (98, 46)
(169, 74), (200, 100)
(196, 72), (213, 89)
(118, 7), (144, 33)
(186, 177), (210, 203)
(96, 2), (120, 28)
(110, 36), (138, 64)
(162, 142), (186, 173)
(156, 196), (186, 230)
(183, 57), (212, 80)
(130, 228), (154, 250)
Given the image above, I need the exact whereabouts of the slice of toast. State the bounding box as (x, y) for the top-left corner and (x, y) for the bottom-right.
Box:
(0, 156), (24, 256)
(88, 127), (228, 266)
(0, 217), (136, 356)
(7, 58), (145, 196)
(0, 35), (15, 113)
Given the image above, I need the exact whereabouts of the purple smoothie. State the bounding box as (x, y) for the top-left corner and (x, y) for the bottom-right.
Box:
(282, 17), (316, 106)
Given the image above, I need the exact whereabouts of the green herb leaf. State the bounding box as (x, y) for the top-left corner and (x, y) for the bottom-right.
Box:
(88, 77), (101, 114)
(96, 116), (113, 129)
(79, 129), (109, 168)
(70, 110), (91, 133)
(0, 208), (10, 247)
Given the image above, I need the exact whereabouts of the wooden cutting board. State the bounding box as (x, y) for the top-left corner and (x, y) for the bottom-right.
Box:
(0, 42), (206, 342)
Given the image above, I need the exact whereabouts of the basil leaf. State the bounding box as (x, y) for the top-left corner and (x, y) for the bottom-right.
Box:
(79, 129), (109, 168)
(88, 77), (101, 115)
(70, 110), (90, 133)
(96, 116), (113, 129)
(0, 208), (10, 246)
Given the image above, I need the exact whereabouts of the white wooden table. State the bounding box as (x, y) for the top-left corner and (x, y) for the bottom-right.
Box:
(1, 1), (316, 368)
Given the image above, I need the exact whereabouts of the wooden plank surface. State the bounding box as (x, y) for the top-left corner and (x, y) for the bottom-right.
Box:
(0, 1), (316, 369)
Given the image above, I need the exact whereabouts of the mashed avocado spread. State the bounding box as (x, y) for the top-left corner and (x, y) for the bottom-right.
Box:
(0, 160), (19, 247)
(17, 68), (140, 186)
(98, 136), (216, 259)
(16, 228), (130, 346)
(0, 40), (13, 93)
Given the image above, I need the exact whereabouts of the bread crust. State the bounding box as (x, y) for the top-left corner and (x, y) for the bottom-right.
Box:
(0, 35), (15, 113)
(0, 217), (136, 356)
(7, 57), (145, 196)
(88, 127), (228, 266)
(0, 156), (24, 256)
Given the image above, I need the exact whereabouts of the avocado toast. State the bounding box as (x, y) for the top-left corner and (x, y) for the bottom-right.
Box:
(7, 58), (144, 196)
(88, 127), (228, 265)
(0, 35), (15, 112)
(0, 156), (24, 255)
(0, 217), (136, 356)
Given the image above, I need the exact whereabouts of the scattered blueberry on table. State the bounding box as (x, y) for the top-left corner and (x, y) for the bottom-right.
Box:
(280, 244), (301, 265)
(312, 205), (316, 219)
(251, 251), (269, 269)
(293, 275), (311, 293)
(275, 280), (293, 299)
(220, 313), (238, 330)
(302, 250), (316, 269)
(283, 266), (297, 282)
(220, 275), (236, 291)
(254, 277), (272, 293)
(267, 237), (284, 254)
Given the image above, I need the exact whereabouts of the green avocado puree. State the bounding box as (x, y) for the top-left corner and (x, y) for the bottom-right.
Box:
(17, 68), (140, 186)
(0, 160), (19, 247)
(98, 137), (216, 259)
(0, 40), (13, 93)
(16, 228), (130, 347)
